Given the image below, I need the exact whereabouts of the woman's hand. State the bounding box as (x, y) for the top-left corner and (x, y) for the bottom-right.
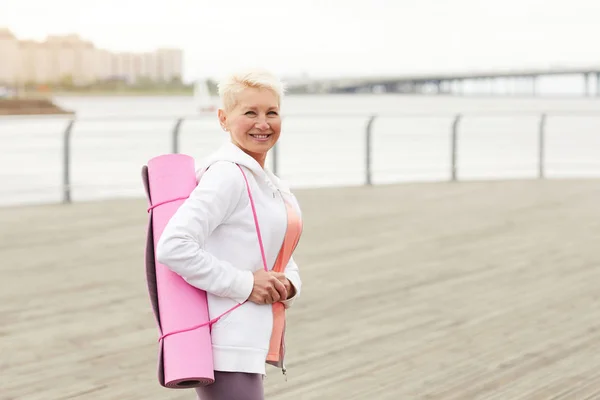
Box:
(248, 270), (288, 304)
(277, 274), (296, 299)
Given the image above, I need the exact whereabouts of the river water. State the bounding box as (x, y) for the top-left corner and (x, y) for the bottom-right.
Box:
(1, 93), (599, 206)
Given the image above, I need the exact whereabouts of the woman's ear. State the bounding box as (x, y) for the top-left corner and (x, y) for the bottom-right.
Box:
(218, 108), (227, 131)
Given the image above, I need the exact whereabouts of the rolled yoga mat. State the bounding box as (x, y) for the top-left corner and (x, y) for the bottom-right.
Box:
(142, 153), (215, 389)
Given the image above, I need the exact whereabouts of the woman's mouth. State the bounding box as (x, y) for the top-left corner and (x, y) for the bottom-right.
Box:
(250, 134), (271, 142)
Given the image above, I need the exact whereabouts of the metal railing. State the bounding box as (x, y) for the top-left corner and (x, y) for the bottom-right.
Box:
(2, 110), (600, 205)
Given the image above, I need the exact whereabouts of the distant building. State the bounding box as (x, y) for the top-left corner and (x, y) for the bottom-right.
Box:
(0, 28), (19, 85)
(0, 28), (184, 86)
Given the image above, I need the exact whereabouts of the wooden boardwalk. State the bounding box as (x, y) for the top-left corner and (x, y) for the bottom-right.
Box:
(2, 179), (600, 400)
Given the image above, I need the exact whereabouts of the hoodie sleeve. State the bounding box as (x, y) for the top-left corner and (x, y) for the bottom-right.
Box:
(156, 161), (254, 304)
(281, 256), (302, 309)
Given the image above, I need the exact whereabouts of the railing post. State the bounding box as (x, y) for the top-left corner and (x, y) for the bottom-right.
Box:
(172, 118), (184, 154)
(272, 142), (279, 175)
(451, 114), (461, 181)
(62, 119), (75, 204)
(538, 113), (546, 179)
(365, 115), (377, 185)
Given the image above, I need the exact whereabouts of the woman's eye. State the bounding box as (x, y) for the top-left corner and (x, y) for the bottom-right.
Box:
(245, 111), (256, 116)
(268, 111), (278, 116)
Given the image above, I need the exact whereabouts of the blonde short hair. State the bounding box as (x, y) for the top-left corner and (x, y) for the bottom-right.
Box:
(218, 68), (286, 111)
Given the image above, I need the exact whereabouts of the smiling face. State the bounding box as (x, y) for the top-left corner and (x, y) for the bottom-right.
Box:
(218, 87), (281, 168)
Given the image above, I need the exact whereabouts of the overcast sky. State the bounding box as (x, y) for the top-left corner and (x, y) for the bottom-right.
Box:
(1, 0), (599, 82)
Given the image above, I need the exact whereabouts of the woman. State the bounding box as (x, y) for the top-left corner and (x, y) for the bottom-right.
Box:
(156, 69), (303, 400)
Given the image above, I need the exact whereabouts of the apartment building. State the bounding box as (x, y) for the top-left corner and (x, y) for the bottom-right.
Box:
(0, 28), (184, 86)
(0, 29), (19, 85)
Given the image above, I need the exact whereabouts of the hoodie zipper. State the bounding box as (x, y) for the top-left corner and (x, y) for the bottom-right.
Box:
(281, 325), (288, 380)
(266, 180), (292, 380)
(277, 187), (289, 380)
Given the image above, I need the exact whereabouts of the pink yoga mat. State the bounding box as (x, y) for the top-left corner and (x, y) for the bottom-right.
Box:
(142, 153), (214, 389)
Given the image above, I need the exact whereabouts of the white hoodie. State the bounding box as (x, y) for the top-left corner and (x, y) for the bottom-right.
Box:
(155, 140), (302, 375)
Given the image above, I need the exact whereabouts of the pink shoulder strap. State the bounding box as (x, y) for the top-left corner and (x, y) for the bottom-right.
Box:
(236, 164), (268, 272)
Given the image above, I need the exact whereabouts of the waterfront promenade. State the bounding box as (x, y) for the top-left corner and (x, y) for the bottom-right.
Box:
(2, 179), (600, 399)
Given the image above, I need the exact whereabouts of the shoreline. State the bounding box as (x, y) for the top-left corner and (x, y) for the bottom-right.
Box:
(0, 98), (74, 116)
(50, 89), (194, 97)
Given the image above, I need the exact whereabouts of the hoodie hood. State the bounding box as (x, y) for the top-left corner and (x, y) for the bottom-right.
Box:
(195, 139), (292, 194)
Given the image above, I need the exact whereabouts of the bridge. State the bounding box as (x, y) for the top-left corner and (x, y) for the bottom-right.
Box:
(286, 66), (600, 96)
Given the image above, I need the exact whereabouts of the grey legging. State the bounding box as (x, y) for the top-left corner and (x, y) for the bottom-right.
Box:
(195, 371), (264, 400)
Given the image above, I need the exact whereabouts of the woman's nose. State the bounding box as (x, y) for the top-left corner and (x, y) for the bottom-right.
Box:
(255, 118), (270, 130)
